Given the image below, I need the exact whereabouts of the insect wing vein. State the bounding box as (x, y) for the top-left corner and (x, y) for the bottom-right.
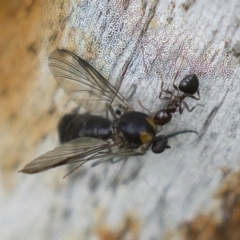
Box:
(20, 138), (115, 174)
(48, 49), (133, 113)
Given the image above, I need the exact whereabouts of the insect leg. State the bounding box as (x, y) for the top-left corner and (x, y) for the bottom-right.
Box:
(109, 105), (118, 119)
(178, 104), (184, 114)
(109, 58), (131, 107)
(63, 159), (89, 178)
(91, 147), (143, 167)
(159, 81), (173, 99)
(111, 156), (127, 164)
(138, 100), (151, 115)
(187, 89), (200, 100)
(172, 71), (181, 95)
(157, 126), (162, 133)
(115, 158), (128, 183)
(126, 84), (137, 102)
(159, 96), (172, 101)
(182, 101), (203, 112)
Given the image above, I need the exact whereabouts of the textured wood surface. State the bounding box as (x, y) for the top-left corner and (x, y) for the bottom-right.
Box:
(1, 0), (240, 239)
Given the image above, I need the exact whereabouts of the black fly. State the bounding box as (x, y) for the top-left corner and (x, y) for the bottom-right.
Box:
(19, 49), (197, 175)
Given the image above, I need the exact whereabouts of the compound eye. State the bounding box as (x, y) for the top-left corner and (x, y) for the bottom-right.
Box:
(179, 74), (199, 95)
(116, 109), (122, 115)
(151, 135), (170, 154)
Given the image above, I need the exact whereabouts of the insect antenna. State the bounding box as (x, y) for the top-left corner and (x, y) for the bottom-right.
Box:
(167, 130), (198, 139)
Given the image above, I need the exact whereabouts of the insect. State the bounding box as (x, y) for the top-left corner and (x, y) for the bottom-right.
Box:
(153, 73), (201, 127)
(19, 49), (198, 175)
(58, 113), (112, 143)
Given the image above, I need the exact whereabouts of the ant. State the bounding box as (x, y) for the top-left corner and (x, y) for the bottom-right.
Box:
(153, 73), (201, 127)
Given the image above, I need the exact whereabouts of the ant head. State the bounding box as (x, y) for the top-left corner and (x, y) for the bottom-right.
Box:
(151, 135), (171, 154)
(179, 74), (199, 95)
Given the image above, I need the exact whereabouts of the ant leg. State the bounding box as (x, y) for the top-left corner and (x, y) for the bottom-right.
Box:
(172, 70), (180, 95)
(159, 81), (173, 99)
(159, 96), (172, 101)
(138, 100), (151, 115)
(187, 89), (200, 100)
(182, 101), (203, 112)
(178, 104), (184, 114)
(162, 89), (173, 95)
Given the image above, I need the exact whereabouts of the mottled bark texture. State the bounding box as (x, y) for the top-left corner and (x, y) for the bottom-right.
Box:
(1, 0), (240, 239)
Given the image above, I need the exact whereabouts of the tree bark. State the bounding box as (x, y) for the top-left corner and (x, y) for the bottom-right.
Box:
(1, 0), (240, 239)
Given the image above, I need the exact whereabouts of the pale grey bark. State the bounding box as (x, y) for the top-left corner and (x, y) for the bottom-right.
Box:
(3, 0), (240, 239)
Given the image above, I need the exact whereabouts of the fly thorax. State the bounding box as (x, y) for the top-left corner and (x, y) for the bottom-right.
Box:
(116, 111), (157, 147)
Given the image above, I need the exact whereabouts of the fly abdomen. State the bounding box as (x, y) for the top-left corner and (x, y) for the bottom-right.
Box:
(58, 114), (112, 143)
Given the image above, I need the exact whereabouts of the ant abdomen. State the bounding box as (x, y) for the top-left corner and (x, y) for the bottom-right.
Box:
(154, 109), (172, 126)
(179, 74), (199, 95)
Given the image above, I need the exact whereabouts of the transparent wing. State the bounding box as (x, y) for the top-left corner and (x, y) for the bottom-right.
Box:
(20, 138), (115, 174)
(48, 49), (133, 113)
(19, 137), (139, 174)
